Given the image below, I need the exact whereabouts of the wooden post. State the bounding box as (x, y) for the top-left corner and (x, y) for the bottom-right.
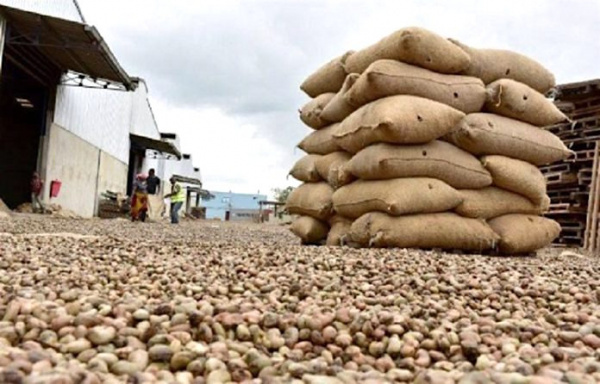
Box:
(587, 142), (600, 253)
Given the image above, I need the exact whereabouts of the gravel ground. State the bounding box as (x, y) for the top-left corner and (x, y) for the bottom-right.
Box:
(0, 215), (599, 384)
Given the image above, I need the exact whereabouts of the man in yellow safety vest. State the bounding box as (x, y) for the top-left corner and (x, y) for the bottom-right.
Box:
(164, 177), (185, 224)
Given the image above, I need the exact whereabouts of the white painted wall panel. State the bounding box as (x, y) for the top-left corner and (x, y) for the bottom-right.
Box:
(0, 0), (84, 22)
(130, 81), (160, 139)
(54, 86), (131, 163)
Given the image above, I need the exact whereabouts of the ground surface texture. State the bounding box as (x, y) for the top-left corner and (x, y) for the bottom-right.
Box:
(0, 215), (598, 384)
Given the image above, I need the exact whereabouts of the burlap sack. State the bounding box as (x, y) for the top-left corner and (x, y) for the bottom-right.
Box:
(481, 155), (546, 204)
(455, 187), (549, 220)
(345, 27), (471, 75)
(298, 123), (342, 155)
(332, 178), (463, 219)
(300, 51), (354, 98)
(333, 95), (465, 153)
(147, 195), (165, 222)
(445, 113), (572, 165)
(289, 155), (322, 182)
(449, 39), (556, 94)
(350, 212), (499, 251)
(327, 160), (355, 189)
(315, 151), (351, 179)
(290, 216), (329, 244)
(320, 73), (360, 122)
(348, 141), (492, 189)
(485, 79), (568, 126)
(299, 93), (336, 129)
(326, 215), (352, 246)
(345, 60), (486, 113)
(286, 182), (334, 221)
(488, 214), (561, 255)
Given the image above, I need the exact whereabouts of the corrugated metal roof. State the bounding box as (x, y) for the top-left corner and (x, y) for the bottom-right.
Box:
(0, 4), (131, 87)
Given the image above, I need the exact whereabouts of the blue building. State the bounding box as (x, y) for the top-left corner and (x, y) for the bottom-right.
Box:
(203, 191), (267, 221)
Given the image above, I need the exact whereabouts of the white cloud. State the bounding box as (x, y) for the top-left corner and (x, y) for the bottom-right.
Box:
(78, 0), (600, 198)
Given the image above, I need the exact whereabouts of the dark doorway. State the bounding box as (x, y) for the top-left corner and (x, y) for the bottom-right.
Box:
(0, 59), (48, 208)
(126, 146), (144, 196)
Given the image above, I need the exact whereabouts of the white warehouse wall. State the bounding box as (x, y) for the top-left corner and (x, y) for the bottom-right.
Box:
(130, 80), (161, 140)
(0, 0), (84, 22)
(54, 86), (131, 163)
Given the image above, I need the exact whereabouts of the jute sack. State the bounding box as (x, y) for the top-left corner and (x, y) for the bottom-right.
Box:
(327, 160), (355, 189)
(298, 123), (342, 155)
(333, 95), (465, 153)
(488, 214), (561, 255)
(348, 141), (492, 189)
(286, 182), (334, 221)
(350, 212), (499, 251)
(147, 195), (165, 222)
(481, 155), (546, 204)
(455, 187), (550, 220)
(444, 113), (573, 166)
(345, 27), (471, 75)
(290, 216), (329, 244)
(321, 73), (360, 122)
(332, 178), (463, 219)
(485, 79), (568, 126)
(299, 93), (336, 129)
(301, 51), (354, 98)
(449, 39), (556, 94)
(326, 215), (352, 246)
(289, 154), (322, 182)
(315, 151), (352, 179)
(344, 60), (486, 113)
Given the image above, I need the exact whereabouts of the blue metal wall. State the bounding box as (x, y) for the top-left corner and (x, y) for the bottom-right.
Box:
(203, 191), (267, 220)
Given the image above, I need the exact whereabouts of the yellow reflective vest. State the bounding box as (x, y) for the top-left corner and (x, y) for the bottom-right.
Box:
(170, 182), (185, 203)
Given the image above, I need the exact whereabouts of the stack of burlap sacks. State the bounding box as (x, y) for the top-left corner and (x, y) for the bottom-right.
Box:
(287, 27), (571, 255)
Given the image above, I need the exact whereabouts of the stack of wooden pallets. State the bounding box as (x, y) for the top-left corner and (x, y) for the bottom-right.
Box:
(543, 79), (600, 249)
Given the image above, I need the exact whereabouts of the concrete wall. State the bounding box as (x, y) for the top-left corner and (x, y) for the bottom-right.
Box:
(45, 124), (98, 217)
(97, 150), (127, 196)
(44, 124), (127, 217)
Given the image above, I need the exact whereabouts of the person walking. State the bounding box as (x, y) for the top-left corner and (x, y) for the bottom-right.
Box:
(146, 168), (161, 195)
(164, 176), (185, 224)
(30, 172), (46, 214)
(131, 174), (149, 222)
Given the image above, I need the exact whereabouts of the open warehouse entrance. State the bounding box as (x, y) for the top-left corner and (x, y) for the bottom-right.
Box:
(0, 18), (60, 208)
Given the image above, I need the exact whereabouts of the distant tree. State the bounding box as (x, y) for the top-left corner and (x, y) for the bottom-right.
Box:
(272, 186), (295, 204)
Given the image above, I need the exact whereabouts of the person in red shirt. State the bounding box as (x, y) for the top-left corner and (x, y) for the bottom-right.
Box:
(31, 172), (46, 214)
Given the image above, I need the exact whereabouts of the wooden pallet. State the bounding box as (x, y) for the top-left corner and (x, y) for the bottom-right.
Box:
(545, 171), (578, 186)
(584, 142), (600, 253)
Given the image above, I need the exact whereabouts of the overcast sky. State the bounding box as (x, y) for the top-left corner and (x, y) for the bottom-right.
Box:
(78, 0), (599, 198)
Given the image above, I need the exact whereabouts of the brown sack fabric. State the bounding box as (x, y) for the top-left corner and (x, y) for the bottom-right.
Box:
(321, 73), (360, 123)
(286, 182), (334, 221)
(299, 93), (336, 129)
(300, 51), (354, 98)
(332, 178), (463, 219)
(485, 79), (568, 126)
(489, 214), (561, 255)
(455, 187), (549, 220)
(348, 141), (492, 189)
(445, 113), (572, 166)
(298, 123), (342, 155)
(290, 216), (329, 244)
(350, 212), (499, 251)
(345, 27), (471, 75)
(289, 155), (322, 183)
(326, 216), (353, 246)
(481, 155), (546, 204)
(449, 39), (556, 94)
(315, 151), (352, 182)
(334, 95), (465, 153)
(345, 60), (486, 113)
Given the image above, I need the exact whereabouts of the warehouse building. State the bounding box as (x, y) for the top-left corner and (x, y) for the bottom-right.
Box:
(203, 191), (267, 222)
(0, 0), (202, 217)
